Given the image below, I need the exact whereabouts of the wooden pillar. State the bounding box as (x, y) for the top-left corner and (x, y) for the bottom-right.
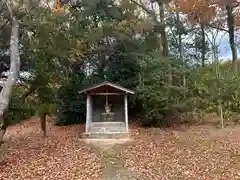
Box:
(86, 94), (90, 132)
(124, 94), (129, 132)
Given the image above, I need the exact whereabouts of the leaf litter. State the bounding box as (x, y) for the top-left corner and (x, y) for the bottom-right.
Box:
(122, 125), (240, 180)
(1, 119), (240, 180)
(0, 118), (101, 180)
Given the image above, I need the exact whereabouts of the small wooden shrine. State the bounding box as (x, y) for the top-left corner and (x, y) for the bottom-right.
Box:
(79, 81), (134, 136)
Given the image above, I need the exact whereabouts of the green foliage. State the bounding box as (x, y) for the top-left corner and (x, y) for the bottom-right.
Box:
(36, 103), (57, 117)
(5, 86), (36, 125)
(5, 1), (240, 129)
(106, 43), (142, 89)
(55, 72), (86, 125)
(135, 84), (166, 126)
(187, 64), (240, 115)
(132, 54), (187, 126)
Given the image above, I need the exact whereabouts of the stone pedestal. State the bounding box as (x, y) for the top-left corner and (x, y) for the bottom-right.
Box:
(101, 112), (114, 122)
(81, 122), (128, 139)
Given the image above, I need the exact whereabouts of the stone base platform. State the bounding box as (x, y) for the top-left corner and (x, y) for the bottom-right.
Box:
(88, 122), (127, 133)
(82, 122), (129, 139)
(81, 132), (129, 139)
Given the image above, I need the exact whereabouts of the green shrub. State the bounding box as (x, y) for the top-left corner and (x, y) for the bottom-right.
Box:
(55, 73), (86, 125)
(135, 84), (168, 126)
(5, 86), (36, 125)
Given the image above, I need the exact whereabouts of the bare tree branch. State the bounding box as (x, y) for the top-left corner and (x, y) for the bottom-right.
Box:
(20, 0), (42, 18)
(4, 0), (13, 20)
(130, 0), (158, 22)
(206, 23), (229, 32)
(0, 19), (9, 31)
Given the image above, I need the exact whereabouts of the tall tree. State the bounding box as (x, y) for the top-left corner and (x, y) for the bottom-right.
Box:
(130, 0), (171, 56)
(200, 23), (206, 67)
(0, 0), (41, 141)
(0, 1), (20, 141)
(225, 1), (238, 71)
(175, 0), (240, 71)
(158, 0), (169, 56)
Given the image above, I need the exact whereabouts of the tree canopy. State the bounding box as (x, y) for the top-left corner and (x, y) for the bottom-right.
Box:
(1, 0), (240, 133)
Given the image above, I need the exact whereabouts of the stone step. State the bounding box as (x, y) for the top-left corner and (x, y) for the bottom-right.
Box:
(81, 132), (129, 139)
(88, 122), (126, 133)
(90, 122), (126, 127)
(89, 126), (126, 133)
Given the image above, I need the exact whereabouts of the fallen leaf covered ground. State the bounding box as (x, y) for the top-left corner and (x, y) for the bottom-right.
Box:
(1, 118), (240, 180)
(0, 117), (101, 180)
(122, 125), (240, 180)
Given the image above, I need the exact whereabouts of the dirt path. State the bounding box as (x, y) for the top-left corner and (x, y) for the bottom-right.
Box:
(100, 144), (135, 180)
(83, 139), (136, 180)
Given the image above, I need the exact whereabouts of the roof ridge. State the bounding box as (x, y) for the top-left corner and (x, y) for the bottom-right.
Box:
(79, 81), (134, 94)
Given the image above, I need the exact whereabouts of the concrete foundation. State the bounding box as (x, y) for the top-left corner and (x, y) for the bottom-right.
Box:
(82, 122), (129, 139)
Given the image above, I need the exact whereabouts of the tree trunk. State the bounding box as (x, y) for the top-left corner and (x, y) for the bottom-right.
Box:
(167, 66), (172, 105)
(226, 4), (238, 72)
(214, 45), (219, 63)
(200, 23), (206, 67)
(158, 2), (170, 105)
(0, 19), (20, 141)
(219, 101), (224, 129)
(40, 113), (47, 138)
(158, 2), (168, 57)
(176, 11), (186, 97)
(0, 125), (7, 143)
(211, 37), (218, 63)
(176, 12), (183, 59)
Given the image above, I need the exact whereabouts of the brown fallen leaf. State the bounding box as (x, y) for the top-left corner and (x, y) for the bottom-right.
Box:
(0, 118), (101, 180)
